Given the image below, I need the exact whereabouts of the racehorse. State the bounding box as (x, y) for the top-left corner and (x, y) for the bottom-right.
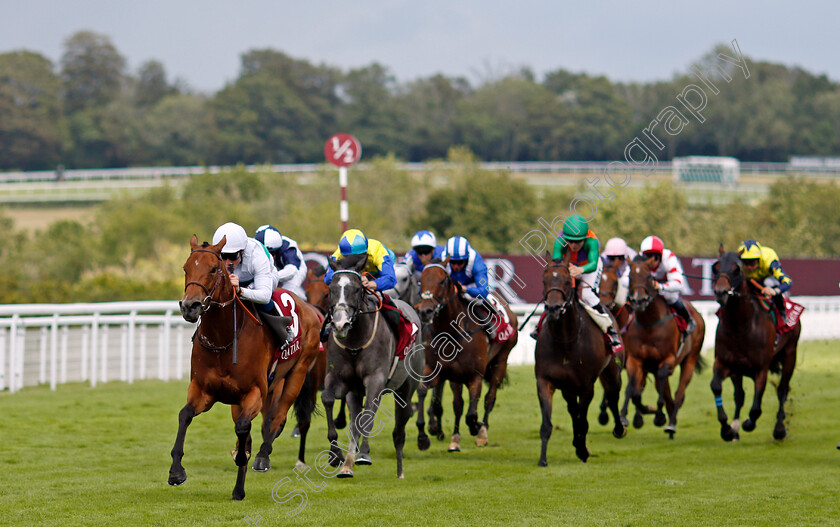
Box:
(624, 256), (705, 439)
(391, 261), (420, 307)
(171, 235), (323, 500)
(321, 254), (424, 478)
(598, 262), (655, 426)
(535, 257), (626, 465)
(415, 259), (518, 452)
(710, 250), (801, 441)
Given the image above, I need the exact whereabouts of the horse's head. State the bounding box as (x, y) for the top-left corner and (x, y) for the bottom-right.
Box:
(180, 234), (230, 323)
(599, 267), (620, 310)
(627, 256), (657, 312)
(542, 259), (574, 320)
(417, 258), (452, 325)
(305, 265), (329, 314)
(328, 254), (368, 338)
(713, 250), (745, 306)
(393, 262), (412, 298)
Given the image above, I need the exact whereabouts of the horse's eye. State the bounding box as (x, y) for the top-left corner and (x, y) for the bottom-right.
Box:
(211, 266), (218, 274)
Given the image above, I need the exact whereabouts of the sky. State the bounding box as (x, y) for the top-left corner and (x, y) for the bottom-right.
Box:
(0, 0), (837, 93)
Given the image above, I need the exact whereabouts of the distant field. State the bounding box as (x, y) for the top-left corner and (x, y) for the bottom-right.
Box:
(2, 340), (839, 526)
(2, 205), (96, 232)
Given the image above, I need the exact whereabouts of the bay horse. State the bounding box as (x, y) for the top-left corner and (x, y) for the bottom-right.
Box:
(535, 257), (626, 465)
(321, 254), (424, 478)
(710, 250), (800, 441)
(598, 262), (656, 426)
(415, 259), (518, 452)
(625, 256), (705, 439)
(171, 235), (323, 500)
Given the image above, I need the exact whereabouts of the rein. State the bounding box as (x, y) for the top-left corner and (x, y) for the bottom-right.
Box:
(329, 270), (384, 352)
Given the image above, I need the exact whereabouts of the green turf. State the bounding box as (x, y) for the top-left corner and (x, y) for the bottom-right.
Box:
(2, 340), (839, 526)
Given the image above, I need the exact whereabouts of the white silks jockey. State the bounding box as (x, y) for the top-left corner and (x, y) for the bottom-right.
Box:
(639, 235), (696, 333)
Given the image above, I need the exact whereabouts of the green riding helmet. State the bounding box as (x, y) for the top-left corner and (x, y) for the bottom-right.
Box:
(562, 214), (589, 241)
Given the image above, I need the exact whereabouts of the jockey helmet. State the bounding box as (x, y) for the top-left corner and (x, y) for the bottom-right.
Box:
(445, 236), (471, 261)
(738, 239), (762, 260)
(411, 230), (436, 249)
(212, 222), (248, 253)
(604, 237), (628, 256)
(640, 235), (665, 256)
(255, 225), (283, 251)
(562, 214), (589, 241)
(339, 229), (369, 255)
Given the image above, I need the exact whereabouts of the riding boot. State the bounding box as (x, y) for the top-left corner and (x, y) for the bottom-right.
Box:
(669, 299), (697, 334)
(319, 312), (332, 343)
(530, 312), (546, 340)
(593, 303), (623, 353)
(476, 298), (498, 341)
(258, 303), (294, 346)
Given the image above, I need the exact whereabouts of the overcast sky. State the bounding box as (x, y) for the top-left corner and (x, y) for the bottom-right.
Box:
(1, 0), (836, 93)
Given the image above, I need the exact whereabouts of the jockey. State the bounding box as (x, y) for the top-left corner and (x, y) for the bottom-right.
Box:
(601, 237), (637, 280)
(738, 239), (792, 317)
(403, 230), (445, 281)
(639, 235), (696, 333)
(212, 222), (278, 314)
(255, 224), (307, 299)
(323, 229), (405, 341)
(539, 214), (622, 352)
(442, 236), (498, 340)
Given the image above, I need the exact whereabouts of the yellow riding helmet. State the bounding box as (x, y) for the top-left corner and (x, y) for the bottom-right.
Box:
(738, 239), (762, 260)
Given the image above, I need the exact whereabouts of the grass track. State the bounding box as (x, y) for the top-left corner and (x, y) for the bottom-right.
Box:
(2, 340), (839, 526)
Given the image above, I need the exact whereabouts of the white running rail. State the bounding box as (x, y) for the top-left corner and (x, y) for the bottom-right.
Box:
(1, 297), (839, 392)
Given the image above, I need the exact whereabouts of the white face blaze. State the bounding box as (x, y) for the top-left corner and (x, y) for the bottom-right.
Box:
(332, 275), (353, 335)
(336, 275), (351, 306)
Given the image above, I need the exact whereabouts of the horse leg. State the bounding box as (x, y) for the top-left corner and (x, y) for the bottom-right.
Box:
(561, 387), (588, 462)
(742, 369), (768, 433)
(464, 375), (484, 436)
(449, 382), (464, 452)
(322, 376), (346, 468)
(479, 356), (509, 446)
(168, 382), (214, 486)
(600, 359), (627, 438)
(730, 374), (745, 440)
(232, 386), (263, 500)
(575, 384), (595, 462)
(626, 356), (646, 429)
(428, 382), (445, 440)
(392, 386), (414, 479)
(537, 377), (555, 467)
(335, 399), (348, 430)
(710, 360), (735, 441)
(348, 391), (372, 465)
(253, 363), (310, 471)
(337, 389), (366, 478)
(773, 340), (797, 440)
(655, 362), (677, 438)
(415, 381), (431, 450)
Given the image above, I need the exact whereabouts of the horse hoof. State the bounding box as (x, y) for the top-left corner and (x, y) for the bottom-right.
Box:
(773, 425), (787, 441)
(231, 449), (251, 461)
(731, 419), (741, 433)
(232, 489), (245, 501)
(742, 419), (756, 432)
(475, 425), (488, 447)
(653, 412), (667, 427)
(721, 425), (735, 442)
(633, 414), (644, 429)
(732, 432), (740, 442)
(665, 426), (675, 439)
(252, 455), (271, 472)
(335, 414), (347, 430)
(337, 467), (354, 478)
(598, 411), (609, 426)
(295, 460), (307, 471)
(466, 415), (480, 436)
(356, 454), (373, 465)
(576, 448), (590, 463)
(538, 459), (548, 467)
(417, 434), (431, 451)
(436, 432), (445, 441)
(448, 434), (461, 452)
(620, 415), (629, 428)
(836, 441), (840, 450)
(168, 469), (187, 486)
(613, 425), (627, 439)
(328, 452), (344, 467)
(290, 426), (301, 438)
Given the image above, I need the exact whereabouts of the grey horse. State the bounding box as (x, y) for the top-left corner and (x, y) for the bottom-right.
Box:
(321, 254), (425, 478)
(387, 261), (420, 307)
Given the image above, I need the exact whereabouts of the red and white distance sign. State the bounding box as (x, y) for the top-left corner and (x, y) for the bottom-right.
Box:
(324, 133), (362, 167)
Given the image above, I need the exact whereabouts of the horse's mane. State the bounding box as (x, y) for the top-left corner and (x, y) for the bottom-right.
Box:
(310, 264), (326, 277)
(429, 257), (443, 264)
(632, 254), (648, 263)
(337, 253), (366, 270)
(201, 241), (210, 248)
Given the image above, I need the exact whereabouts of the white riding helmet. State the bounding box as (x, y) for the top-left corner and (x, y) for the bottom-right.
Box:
(411, 230), (436, 249)
(604, 238), (629, 256)
(212, 222), (248, 253)
(255, 224), (283, 251)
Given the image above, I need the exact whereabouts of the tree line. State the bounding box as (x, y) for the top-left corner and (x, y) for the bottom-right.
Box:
(0, 155), (837, 304)
(1, 31), (839, 171)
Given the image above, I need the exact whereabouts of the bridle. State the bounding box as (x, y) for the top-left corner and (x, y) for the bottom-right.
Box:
(419, 264), (457, 319)
(628, 263), (658, 311)
(329, 270), (382, 328)
(184, 248), (236, 312)
(713, 259), (747, 299)
(543, 262), (574, 315)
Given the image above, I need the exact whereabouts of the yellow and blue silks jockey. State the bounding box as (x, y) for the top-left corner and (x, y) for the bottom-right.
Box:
(738, 239), (793, 316)
(324, 229), (397, 291)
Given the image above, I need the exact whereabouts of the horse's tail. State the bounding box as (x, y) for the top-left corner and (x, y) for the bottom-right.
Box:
(769, 345), (785, 374)
(294, 369), (320, 423)
(694, 352), (707, 374)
